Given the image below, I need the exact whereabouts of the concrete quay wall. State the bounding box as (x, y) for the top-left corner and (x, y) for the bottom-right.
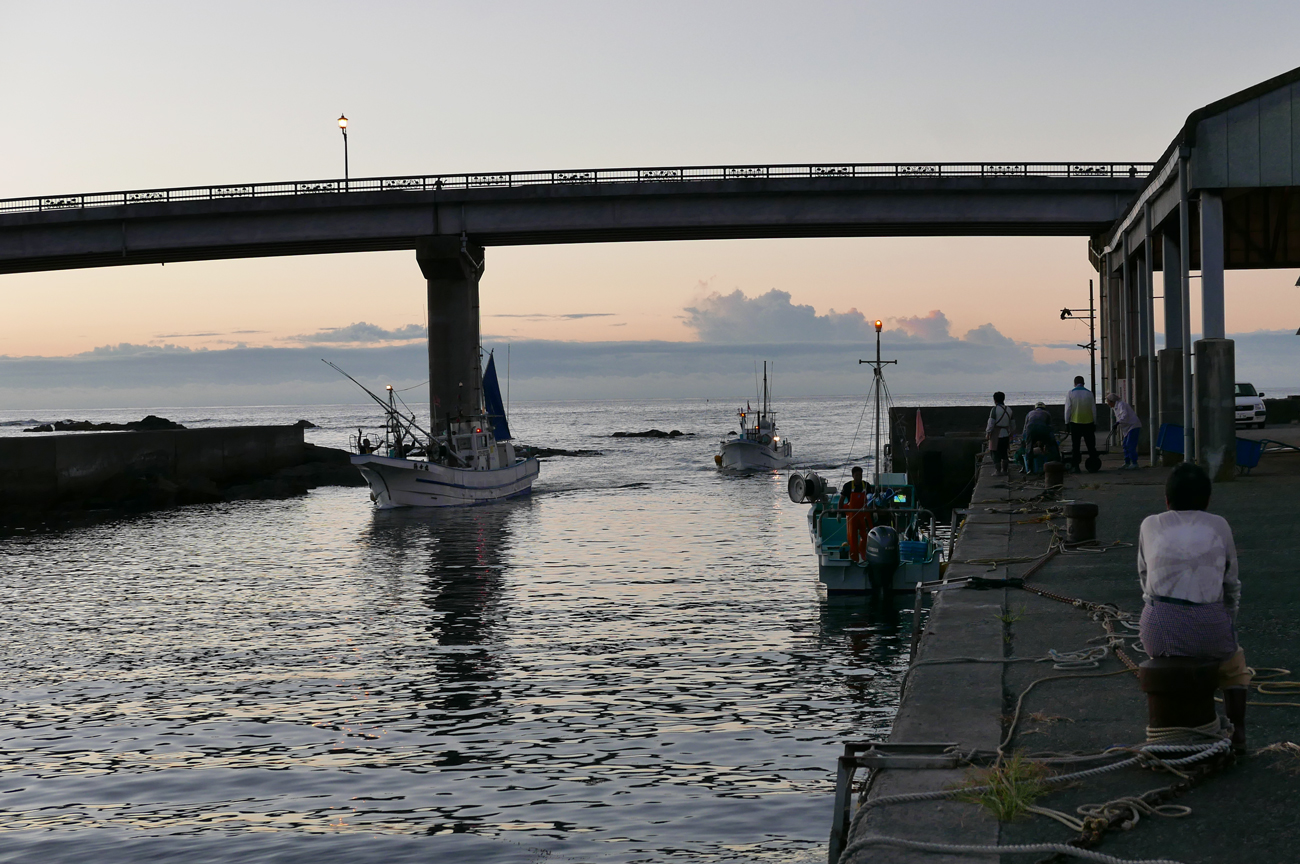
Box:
(846, 430), (1300, 863)
(888, 404), (1114, 519)
(1, 425), (305, 507)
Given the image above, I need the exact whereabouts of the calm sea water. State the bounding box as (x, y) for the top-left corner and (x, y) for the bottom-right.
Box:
(0, 395), (1045, 863)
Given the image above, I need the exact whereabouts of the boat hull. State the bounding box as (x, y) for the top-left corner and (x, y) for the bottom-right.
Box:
(806, 504), (941, 593)
(351, 454), (540, 508)
(718, 439), (792, 471)
(817, 558), (942, 595)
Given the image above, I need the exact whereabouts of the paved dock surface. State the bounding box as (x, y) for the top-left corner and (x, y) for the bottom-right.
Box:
(845, 429), (1300, 864)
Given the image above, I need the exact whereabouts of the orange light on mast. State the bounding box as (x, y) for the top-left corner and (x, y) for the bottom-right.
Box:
(874, 319), (883, 333)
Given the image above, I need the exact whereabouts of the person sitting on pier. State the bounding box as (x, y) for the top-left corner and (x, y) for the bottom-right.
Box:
(1021, 401), (1059, 470)
(1137, 462), (1250, 752)
(839, 467), (874, 565)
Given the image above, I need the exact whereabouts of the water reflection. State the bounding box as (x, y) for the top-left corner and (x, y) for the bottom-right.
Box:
(362, 504), (522, 724)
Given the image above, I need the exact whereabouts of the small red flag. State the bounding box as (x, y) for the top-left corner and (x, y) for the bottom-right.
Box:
(915, 408), (926, 447)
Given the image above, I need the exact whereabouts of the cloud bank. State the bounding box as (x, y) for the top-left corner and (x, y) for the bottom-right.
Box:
(289, 322), (427, 344)
(1, 291), (1296, 409)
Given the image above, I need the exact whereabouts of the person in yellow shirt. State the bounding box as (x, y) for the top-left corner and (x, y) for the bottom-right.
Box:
(1063, 376), (1098, 471)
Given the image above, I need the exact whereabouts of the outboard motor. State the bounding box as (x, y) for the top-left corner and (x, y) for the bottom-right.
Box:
(864, 525), (901, 594)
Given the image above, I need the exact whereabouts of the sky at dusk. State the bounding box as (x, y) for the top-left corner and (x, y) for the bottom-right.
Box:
(3, 1), (1300, 406)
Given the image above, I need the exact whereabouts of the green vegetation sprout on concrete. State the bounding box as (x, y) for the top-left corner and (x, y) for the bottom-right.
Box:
(954, 754), (1051, 822)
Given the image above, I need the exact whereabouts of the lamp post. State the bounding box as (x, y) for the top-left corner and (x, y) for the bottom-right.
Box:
(337, 114), (349, 187)
(1060, 279), (1097, 396)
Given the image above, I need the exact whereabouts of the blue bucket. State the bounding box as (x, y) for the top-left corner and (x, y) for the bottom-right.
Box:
(899, 540), (930, 563)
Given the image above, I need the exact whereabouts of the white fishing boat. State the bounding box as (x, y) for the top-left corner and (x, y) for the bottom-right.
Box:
(715, 362), (793, 471)
(786, 321), (942, 593)
(335, 352), (539, 509)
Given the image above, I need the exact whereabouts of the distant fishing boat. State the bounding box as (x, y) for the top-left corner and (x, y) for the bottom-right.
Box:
(786, 321), (941, 593)
(715, 361), (793, 471)
(331, 351), (539, 508)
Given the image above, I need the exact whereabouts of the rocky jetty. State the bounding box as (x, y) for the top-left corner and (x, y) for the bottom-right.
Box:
(611, 429), (690, 438)
(24, 414), (186, 433)
(515, 445), (603, 459)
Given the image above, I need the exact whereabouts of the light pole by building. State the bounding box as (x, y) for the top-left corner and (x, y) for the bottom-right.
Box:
(1060, 279), (1097, 396)
(337, 114), (349, 187)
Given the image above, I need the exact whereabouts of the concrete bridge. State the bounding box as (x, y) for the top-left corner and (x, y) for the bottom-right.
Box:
(0, 163), (1148, 274)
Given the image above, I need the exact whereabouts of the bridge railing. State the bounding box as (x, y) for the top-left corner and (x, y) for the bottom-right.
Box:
(0, 162), (1154, 215)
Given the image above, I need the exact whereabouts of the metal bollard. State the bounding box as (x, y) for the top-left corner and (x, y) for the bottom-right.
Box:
(1044, 461), (1065, 489)
(1063, 501), (1098, 544)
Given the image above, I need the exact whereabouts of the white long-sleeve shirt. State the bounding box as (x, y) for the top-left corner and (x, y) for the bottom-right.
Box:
(1110, 399), (1142, 436)
(1064, 386), (1095, 424)
(1137, 509), (1240, 608)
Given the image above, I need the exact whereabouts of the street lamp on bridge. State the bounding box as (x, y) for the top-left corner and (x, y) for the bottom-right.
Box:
(1060, 279), (1097, 396)
(337, 114), (349, 187)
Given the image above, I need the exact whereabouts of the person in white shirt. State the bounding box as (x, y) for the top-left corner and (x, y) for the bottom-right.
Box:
(1137, 462), (1250, 751)
(985, 391), (1013, 476)
(1105, 393), (1143, 470)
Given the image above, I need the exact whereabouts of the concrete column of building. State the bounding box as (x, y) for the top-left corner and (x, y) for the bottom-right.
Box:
(1108, 272), (1123, 398)
(1200, 191), (1226, 339)
(1144, 205), (1157, 466)
(1194, 338), (1236, 481)
(1178, 155), (1194, 461)
(1194, 190), (1233, 480)
(1120, 240), (1132, 403)
(418, 237), (485, 429)
(1162, 233), (1183, 351)
(1157, 347), (1184, 465)
(1133, 254), (1150, 450)
(1098, 255), (1109, 397)
(1158, 232), (1183, 465)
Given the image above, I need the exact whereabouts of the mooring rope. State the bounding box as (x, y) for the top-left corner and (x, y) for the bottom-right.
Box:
(843, 835), (1184, 864)
(837, 738), (1231, 864)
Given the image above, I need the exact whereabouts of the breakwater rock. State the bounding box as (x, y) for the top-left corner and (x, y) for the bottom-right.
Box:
(515, 445), (604, 459)
(611, 429), (690, 438)
(24, 414), (186, 433)
(0, 426), (365, 533)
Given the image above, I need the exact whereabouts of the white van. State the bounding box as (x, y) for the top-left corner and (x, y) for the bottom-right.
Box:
(1235, 383), (1267, 428)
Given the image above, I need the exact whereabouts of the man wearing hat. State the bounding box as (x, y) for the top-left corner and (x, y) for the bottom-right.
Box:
(1106, 392), (1143, 469)
(1022, 401), (1058, 471)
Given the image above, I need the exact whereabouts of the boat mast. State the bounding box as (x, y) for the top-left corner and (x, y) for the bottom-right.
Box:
(858, 319), (896, 483)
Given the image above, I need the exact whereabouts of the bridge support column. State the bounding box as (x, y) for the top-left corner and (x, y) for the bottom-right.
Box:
(1195, 191), (1234, 481)
(418, 237), (485, 429)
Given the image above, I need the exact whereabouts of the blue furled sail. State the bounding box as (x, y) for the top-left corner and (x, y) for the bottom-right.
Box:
(482, 351), (511, 440)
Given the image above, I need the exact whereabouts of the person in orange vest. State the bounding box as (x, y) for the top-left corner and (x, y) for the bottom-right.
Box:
(839, 466), (874, 564)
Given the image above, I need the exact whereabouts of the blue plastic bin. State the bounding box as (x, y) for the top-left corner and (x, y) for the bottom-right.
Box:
(899, 540), (930, 563)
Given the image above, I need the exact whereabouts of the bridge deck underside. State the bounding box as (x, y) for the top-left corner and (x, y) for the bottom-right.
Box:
(0, 177), (1143, 274)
